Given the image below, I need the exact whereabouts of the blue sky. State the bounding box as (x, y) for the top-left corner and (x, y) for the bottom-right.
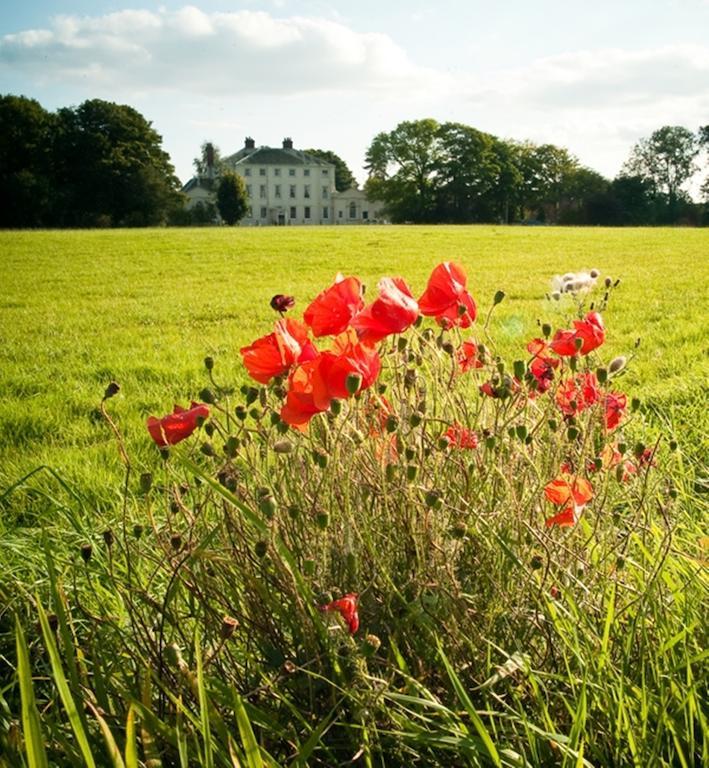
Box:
(2, 1), (708, 187)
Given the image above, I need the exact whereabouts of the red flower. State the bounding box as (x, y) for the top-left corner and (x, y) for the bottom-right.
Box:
(550, 312), (605, 356)
(457, 339), (484, 372)
(544, 474), (593, 528)
(147, 402), (209, 447)
(443, 424), (478, 450)
(418, 262), (477, 329)
(303, 275), (364, 337)
(280, 359), (328, 430)
(240, 319), (317, 385)
(320, 593), (359, 634)
(527, 339), (559, 394)
(556, 372), (601, 417)
(270, 294), (295, 313)
(604, 391), (627, 431)
(352, 277), (419, 345)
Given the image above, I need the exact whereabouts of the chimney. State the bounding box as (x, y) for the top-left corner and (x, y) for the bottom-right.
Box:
(244, 137), (255, 150)
(282, 137), (293, 150)
(205, 142), (215, 179)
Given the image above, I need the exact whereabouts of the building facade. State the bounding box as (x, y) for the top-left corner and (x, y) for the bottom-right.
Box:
(183, 138), (386, 225)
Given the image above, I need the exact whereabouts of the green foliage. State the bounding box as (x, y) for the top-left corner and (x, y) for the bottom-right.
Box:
(304, 148), (357, 191)
(0, 93), (182, 228)
(217, 171), (248, 226)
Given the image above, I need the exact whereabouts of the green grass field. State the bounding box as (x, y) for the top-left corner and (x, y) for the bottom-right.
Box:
(1, 225), (708, 766)
(1, 225), (707, 510)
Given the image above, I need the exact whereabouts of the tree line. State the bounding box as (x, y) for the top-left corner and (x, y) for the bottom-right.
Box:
(0, 94), (182, 227)
(1, 93), (707, 228)
(364, 119), (709, 226)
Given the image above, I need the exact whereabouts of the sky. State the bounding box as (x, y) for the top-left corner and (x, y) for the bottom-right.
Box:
(1, 0), (708, 189)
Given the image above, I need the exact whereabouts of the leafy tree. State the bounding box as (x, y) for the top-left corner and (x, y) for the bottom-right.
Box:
(365, 119), (443, 222)
(52, 98), (182, 226)
(303, 149), (356, 191)
(0, 95), (55, 227)
(216, 171), (248, 225)
(623, 126), (699, 222)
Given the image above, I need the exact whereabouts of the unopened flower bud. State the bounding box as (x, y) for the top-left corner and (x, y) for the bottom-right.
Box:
(451, 521), (468, 539)
(80, 543), (92, 563)
(235, 405), (247, 420)
(604, 277), (612, 288)
(330, 399), (342, 416)
(103, 529), (114, 548)
(493, 290), (506, 306)
(204, 356), (214, 371)
(316, 512), (330, 529)
(199, 388), (216, 405)
(345, 373), (362, 395)
(245, 387), (259, 405)
(397, 336), (408, 352)
(362, 634), (381, 657)
(133, 524), (144, 539)
(139, 472), (153, 493)
(590, 268), (600, 279)
(609, 356), (626, 374)
(200, 442), (216, 457)
(270, 294), (295, 313)
(259, 495), (277, 519)
(441, 340), (455, 355)
(596, 367), (608, 384)
(273, 439), (293, 454)
(170, 534), (182, 551)
(102, 381), (120, 400)
(221, 616), (239, 639)
(530, 554), (544, 570)
(254, 540), (268, 558)
(551, 292), (561, 301)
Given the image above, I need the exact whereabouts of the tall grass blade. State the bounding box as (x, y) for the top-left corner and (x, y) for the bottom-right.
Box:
(14, 617), (48, 768)
(233, 692), (264, 768)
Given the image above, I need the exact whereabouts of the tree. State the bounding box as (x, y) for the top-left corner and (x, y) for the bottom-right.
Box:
(364, 119), (443, 222)
(50, 98), (181, 227)
(0, 95), (56, 227)
(216, 171), (248, 225)
(303, 149), (356, 191)
(623, 126), (699, 223)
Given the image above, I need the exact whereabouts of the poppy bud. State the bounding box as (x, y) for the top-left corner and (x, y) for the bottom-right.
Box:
(441, 340), (455, 355)
(245, 387), (259, 405)
(312, 449), (328, 468)
(200, 442), (216, 457)
(133, 524), (144, 539)
(596, 367), (608, 384)
(513, 360), (525, 381)
(330, 399), (342, 416)
(362, 634), (381, 657)
(424, 490), (441, 509)
(605, 277), (612, 288)
(485, 436), (496, 450)
(385, 415), (399, 433)
(288, 504), (301, 519)
(515, 425), (528, 441)
(548, 419), (558, 432)
(164, 642), (183, 669)
(204, 356), (214, 371)
(631, 397), (641, 412)
(224, 436), (239, 457)
(249, 407), (261, 420)
(221, 616), (239, 639)
(139, 472), (153, 494)
(567, 426), (580, 441)
(551, 292), (561, 301)
(345, 373), (362, 396)
(46, 613), (59, 632)
(615, 556), (625, 571)
(530, 554), (544, 570)
(204, 422), (215, 437)
(270, 294), (295, 313)
(385, 464), (396, 482)
(493, 290), (506, 305)
(103, 529), (114, 548)
(273, 440), (293, 454)
(235, 405), (247, 420)
(102, 381), (120, 401)
(259, 495), (277, 519)
(170, 534), (182, 551)
(199, 388), (216, 405)
(590, 268), (600, 279)
(254, 540), (268, 558)
(669, 439), (678, 451)
(397, 336), (408, 352)
(316, 512), (330, 529)
(304, 559), (315, 576)
(451, 521), (468, 539)
(609, 356), (626, 374)
(406, 465), (418, 482)
(80, 543), (92, 563)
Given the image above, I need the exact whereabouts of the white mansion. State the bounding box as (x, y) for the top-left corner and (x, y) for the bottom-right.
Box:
(182, 138), (386, 226)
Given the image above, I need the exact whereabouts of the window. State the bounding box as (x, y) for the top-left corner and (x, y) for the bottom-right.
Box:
(323, 207), (329, 219)
(303, 169), (310, 177)
(338, 210), (343, 219)
(246, 185), (252, 197)
(290, 206), (296, 219)
(322, 186), (329, 198)
(362, 211), (369, 220)
(322, 169), (329, 176)
(289, 184), (296, 198)
(259, 168), (266, 176)
(244, 168), (251, 177)
(304, 206), (311, 219)
(246, 207), (252, 218)
(289, 168), (295, 177)
(304, 184), (310, 199)
(349, 202), (357, 219)
(274, 168), (281, 176)
(275, 184), (281, 198)
(260, 185), (266, 198)
(260, 207), (267, 219)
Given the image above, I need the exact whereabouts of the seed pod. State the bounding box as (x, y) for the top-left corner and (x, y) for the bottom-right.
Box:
(385, 414), (399, 433)
(133, 524), (144, 539)
(200, 442), (216, 457)
(221, 616), (239, 639)
(170, 534), (182, 551)
(596, 367), (608, 384)
(406, 464), (418, 482)
(493, 290), (505, 305)
(254, 540), (268, 558)
(345, 373), (362, 395)
(204, 356), (214, 371)
(273, 439), (293, 454)
(609, 356), (626, 374)
(259, 495), (277, 519)
(530, 554), (544, 570)
(316, 512), (330, 529)
(80, 543), (92, 563)
(103, 529), (114, 548)
(103, 381), (120, 400)
(139, 472), (153, 493)
(199, 388), (216, 405)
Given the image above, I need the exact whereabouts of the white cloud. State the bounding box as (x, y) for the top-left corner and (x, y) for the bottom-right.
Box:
(0, 6), (445, 97)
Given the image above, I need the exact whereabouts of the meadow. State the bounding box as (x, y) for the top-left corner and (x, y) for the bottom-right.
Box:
(0, 225), (707, 766)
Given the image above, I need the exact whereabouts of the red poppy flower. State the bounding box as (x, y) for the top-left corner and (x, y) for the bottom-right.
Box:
(443, 424), (478, 450)
(550, 312), (605, 356)
(316, 330), (382, 403)
(545, 505), (579, 528)
(352, 277), (419, 345)
(544, 475), (594, 507)
(457, 339), (484, 372)
(418, 262), (477, 329)
(556, 372), (601, 417)
(604, 391), (627, 431)
(303, 275), (364, 337)
(147, 402), (210, 447)
(527, 338), (560, 394)
(320, 593), (359, 634)
(280, 358), (328, 430)
(240, 319), (317, 385)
